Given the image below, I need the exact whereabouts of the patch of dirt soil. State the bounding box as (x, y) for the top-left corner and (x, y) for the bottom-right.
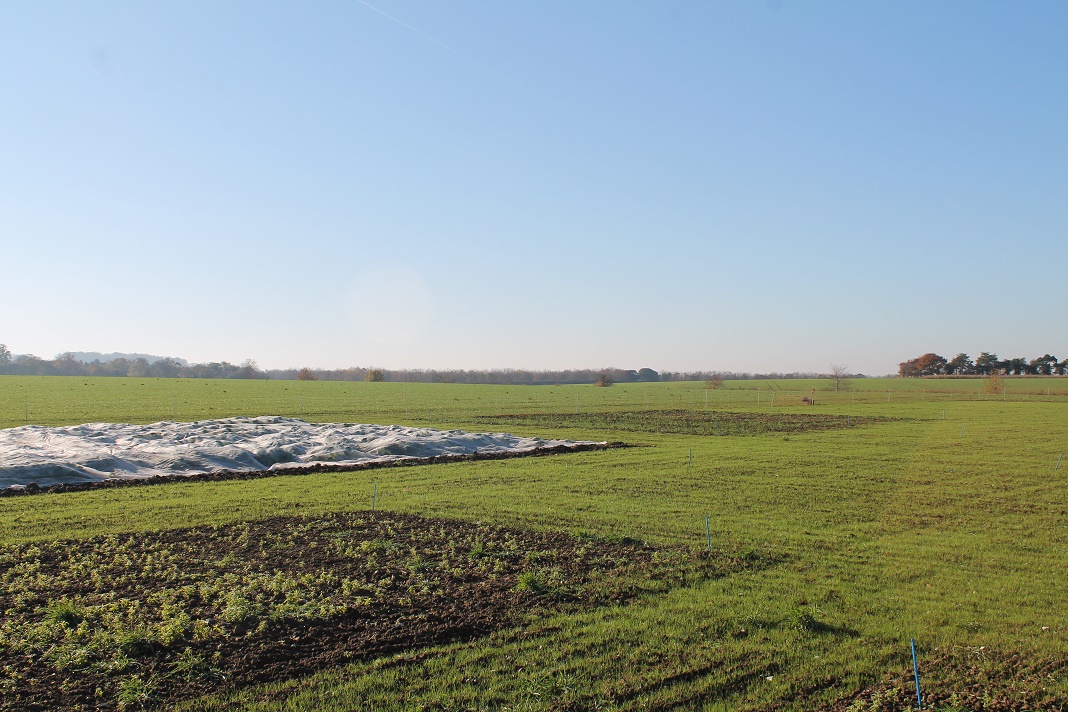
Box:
(0, 512), (741, 711)
(819, 647), (1067, 711)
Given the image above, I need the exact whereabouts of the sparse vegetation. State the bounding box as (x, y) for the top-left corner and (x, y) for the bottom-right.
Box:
(0, 511), (729, 710)
(116, 674), (155, 710)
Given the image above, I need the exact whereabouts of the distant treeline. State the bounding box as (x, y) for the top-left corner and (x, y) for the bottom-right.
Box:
(899, 352), (1067, 377)
(0, 349), (262, 380)
(267, 367), (832, 384)
(0, 345), (836, 384)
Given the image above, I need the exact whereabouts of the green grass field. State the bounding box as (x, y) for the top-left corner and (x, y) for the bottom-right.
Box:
(1, 375), (1066, 710)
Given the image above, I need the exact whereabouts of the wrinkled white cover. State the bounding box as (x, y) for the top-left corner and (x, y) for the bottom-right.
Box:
(0, 416), (596, 488)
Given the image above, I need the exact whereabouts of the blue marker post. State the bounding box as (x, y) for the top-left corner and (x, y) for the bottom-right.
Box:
(705, 514), (711, 552)
(910, 638), (923, 709)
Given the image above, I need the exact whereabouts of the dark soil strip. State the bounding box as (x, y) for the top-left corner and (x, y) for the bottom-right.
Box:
(0, 441), (627, 498)
(478, 410), (893, 437)
(0, 511), (748, 712)
(818, 649), (1067, 712)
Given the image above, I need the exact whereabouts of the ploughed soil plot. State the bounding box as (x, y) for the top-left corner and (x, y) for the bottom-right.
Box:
(0, 513), (749, 711)
(822, 648), (1067, 712)
(480, 410), (888, 437)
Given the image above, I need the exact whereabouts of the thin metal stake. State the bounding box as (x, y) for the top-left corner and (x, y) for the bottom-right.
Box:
(1056, 452), (1064, 472)
(910, 638), (923, 709)
(372, 482), (377, 511)
(959, 422), (965, 437)
(705, 514), (711, 552)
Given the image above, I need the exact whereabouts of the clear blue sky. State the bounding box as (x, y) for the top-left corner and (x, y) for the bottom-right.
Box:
(3, 1), (1065, 375)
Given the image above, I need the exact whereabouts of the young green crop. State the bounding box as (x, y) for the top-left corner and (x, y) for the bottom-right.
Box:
(1, 375), (1067, 710)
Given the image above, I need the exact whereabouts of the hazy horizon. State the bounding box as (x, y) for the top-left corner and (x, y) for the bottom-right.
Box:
(2, 346), (874, 376)
(3, 2), (1065, 376)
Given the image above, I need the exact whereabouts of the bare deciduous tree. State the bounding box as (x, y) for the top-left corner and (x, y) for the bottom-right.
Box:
(829, 363), (851, 392)
(704, 373), (725, 390)
(238, 359), (260, 379)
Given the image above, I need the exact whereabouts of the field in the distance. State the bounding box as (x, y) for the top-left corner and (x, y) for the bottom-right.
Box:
(1, 375), (1066, 711)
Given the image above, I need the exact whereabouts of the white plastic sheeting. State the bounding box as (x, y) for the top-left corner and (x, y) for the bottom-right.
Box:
(0, 416), (596, 489)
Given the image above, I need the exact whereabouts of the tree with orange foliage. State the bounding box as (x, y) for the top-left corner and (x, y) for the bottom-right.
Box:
(898, 353), (947, 377)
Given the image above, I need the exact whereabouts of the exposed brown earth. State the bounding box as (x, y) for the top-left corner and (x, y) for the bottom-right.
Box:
(819, 648), (1067, 711)
(0, 511), (736, 711)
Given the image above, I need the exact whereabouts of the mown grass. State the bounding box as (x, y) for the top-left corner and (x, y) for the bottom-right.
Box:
(1, 375), (1067, 710)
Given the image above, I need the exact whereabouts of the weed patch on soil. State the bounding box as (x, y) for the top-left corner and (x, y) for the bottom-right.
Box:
(822, 647), (1067, 712)
(0, 512), (758, 711)
(480, 410), (891, 437)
